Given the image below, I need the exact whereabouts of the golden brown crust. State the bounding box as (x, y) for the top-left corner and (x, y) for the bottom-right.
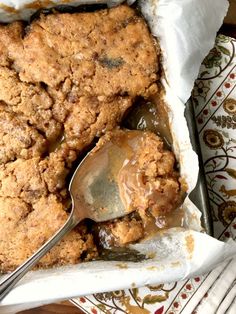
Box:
(0, 108), (47, 164)
(111, 219), (144, 245)
(11, 6), (158, 94)
(0, 195), (97, 272)
(0, 5), (159, 272)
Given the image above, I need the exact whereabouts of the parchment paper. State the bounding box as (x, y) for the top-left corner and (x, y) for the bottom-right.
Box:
(0, 0), (234, 313)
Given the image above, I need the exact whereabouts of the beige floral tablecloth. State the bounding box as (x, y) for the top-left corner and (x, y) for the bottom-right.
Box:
(72, 34), (236, 314)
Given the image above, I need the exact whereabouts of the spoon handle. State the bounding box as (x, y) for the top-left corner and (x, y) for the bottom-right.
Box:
(0, 215), (77, 301)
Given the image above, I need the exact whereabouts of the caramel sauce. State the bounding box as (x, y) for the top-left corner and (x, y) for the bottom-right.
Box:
(116, 263), (128, 269)
(143, 207), (185, 239)
(106, 131), (160, 214)
(24, 1), (55, 10)
(124, 94), (172, 148)
(185, 234), (194, 259)
(48, 133), (64, 153)
(0, 0), (73, 14)
(107, 130), (148, 212)
(107, 133), (135, 182)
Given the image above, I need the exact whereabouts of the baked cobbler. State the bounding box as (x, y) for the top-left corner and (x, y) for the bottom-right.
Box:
(0, 5), (183, 272)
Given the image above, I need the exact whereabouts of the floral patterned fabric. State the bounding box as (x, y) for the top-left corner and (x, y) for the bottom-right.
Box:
(193, 34), (236, 237)
(72, 34), (236, 314)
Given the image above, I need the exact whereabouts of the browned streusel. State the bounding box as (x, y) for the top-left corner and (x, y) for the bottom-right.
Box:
(0, 5), (160, 272)
(0, 66), (62, 142)
(0, 157), (69, 202)
(0, 196), (97, 271)
(0, 108), (47, 164)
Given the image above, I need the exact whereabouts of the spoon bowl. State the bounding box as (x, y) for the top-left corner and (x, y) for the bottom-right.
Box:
(70, 140), (131, 224)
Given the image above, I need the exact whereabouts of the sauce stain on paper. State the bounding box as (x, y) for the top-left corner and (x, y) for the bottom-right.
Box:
(0, 0), (72, 13)
(146, 252), (156, 259)
(146, 266), (157, 271)
(185, 234), (194, 259)
(0, 4), (18, 13)
(171, 261), (181, 268)
(116, 263), (128, 269)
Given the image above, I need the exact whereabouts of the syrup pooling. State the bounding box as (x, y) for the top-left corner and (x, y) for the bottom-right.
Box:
(124, 95), (172, 148)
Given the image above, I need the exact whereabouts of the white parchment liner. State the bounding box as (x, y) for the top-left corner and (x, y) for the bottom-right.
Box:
(0, 0), (235, 313)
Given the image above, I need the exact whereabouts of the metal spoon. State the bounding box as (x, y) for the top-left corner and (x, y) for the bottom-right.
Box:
(0, 131), (138, 301)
